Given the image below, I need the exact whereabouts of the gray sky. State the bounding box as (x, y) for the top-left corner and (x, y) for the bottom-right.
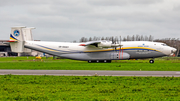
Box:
(1, 0), (180, 42)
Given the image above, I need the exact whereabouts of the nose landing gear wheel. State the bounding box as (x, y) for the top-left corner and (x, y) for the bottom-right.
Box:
(149, 60), (154, 64)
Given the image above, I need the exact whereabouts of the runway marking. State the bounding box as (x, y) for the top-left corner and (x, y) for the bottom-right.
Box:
(176, 72), (180, 74)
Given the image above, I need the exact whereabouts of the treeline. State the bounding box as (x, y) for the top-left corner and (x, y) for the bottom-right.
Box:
(79, 35), (154, 42)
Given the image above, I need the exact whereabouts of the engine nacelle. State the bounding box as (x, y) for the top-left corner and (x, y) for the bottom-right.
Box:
(98, 41), (120, 48)
(98, 42), (112, 48)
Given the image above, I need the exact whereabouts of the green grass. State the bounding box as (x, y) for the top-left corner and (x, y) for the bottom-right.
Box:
(0, 75), (180, 101)
(0, 57), (180, 71)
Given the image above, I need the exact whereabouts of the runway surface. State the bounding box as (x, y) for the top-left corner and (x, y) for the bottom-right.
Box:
(0, 70), (180, 77)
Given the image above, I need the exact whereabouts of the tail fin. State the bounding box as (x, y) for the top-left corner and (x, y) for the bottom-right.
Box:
(10, 26), (26, 41)
(22, 27), (35, 41)
(9, 26), (35, 53)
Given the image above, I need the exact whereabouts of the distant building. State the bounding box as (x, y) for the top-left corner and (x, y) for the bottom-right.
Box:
(0, 43), (18, 56)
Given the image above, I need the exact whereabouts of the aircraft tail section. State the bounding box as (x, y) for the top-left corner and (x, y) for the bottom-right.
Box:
(22, 27), (35, 41)
(9, 26), (35, 53)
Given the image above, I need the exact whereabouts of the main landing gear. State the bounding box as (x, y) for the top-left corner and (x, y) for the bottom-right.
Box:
(149, 59), (154, 64)
(88, 60), (111, 63)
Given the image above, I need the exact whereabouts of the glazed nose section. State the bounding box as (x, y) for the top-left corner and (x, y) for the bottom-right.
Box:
(170, 48), (177, 56)
(171, 48), (177, 53)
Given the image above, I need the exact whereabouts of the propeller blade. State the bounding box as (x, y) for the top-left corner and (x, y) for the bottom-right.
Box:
(119, 36), (121, 46)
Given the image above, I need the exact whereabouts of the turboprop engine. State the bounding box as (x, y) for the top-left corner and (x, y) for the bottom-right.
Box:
(98, 41), (120, 48)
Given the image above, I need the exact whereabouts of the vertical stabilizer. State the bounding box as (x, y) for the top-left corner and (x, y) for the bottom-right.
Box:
(22, 27), (35, 52)
(9, 26), (35, 53)
(22, 27), (35, 41)
(10, 26), (26, 41)
(10, 26), (26, 53)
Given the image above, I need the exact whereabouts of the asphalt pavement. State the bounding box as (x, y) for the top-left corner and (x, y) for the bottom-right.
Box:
(0, 70), (180, 77)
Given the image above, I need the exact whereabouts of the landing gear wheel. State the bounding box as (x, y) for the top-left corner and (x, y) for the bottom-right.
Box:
(88, 60), (111, 63)
(88, 60), (91, 63)
(149, 60), (154, 64)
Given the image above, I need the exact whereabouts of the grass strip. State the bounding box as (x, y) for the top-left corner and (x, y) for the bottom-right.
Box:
(0, 75), (180, 100)
(0, 57), (180, 71)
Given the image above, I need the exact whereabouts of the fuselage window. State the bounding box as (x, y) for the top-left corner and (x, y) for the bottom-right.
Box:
(161, 44), (167, 46)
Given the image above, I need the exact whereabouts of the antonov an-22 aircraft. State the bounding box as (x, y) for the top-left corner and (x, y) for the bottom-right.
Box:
(7, 26), (177, 63)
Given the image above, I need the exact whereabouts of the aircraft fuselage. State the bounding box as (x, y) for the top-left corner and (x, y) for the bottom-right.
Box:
(24, 41), (176, 61)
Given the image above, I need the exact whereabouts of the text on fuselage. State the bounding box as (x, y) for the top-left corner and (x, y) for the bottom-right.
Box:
(59, 46), (69, 48)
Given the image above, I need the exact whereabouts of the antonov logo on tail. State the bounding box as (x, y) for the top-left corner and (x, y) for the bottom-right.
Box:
(14, 30), (20, 37)
(8, 26), (177, 63)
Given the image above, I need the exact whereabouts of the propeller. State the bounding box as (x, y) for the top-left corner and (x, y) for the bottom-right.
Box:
(111, 36), (123, 57)
(111, 36), (123, 59)
(114, 37), (117, 51)
(119, 36), (122, 50)
(119, 36), (123, 59)
(111, 37), (116, 51)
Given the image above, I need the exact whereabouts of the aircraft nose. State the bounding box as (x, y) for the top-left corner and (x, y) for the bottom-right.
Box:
(172, 48), (177, 53)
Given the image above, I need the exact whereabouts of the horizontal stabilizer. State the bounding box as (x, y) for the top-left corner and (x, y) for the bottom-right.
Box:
(7, 40), (17, 42)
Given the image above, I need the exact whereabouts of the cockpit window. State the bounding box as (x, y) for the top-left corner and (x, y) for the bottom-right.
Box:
(161, 44), (168, 46)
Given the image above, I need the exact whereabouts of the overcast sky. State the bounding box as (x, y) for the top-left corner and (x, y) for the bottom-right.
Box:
(1, 0), (180, 42)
